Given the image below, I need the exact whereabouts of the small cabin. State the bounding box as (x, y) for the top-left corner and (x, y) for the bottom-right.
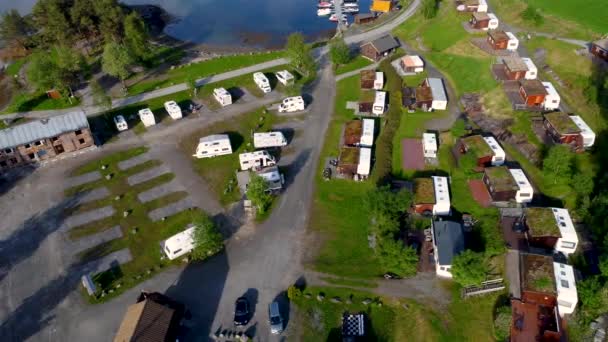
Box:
(275, 70), (294, 86)
(487, 30), (518, 51)
(543, 112), (595, 151)
(456, 0), (488, 12)
(371, 0), (392, 13)
(518, 79), (547, 108)
(501, 57), (528, 81)
(422, 133), (437, 159)
(431, 220), (465, 278)
(138, 108), (156, 127)
(470, 12), (498, 30)
(413, 176), (451, 216)
(542, 82), (560, 111)
(355, 13), (377, 25)
(360, 35), (399, 62)
(400, 55), (424, 73)
(524, 207), (579, 256)
(590, 39), (608, 62)
(193, 134), (232, 159)
(455, 135), (505, 168)
(164, 101), (183, 120)
(213, 88), (232, 106)
(483, 166), (533, 203)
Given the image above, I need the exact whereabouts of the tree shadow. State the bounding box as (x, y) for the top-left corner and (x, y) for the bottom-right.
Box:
(0, 164), (36, 198)
(281, 148), (311, 190)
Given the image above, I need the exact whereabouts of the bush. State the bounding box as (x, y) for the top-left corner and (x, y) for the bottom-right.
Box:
(288, 285), (303, 300)
(422, 0), (439, 19)
(191, 214), (224, 261)
(521, 6), (544, 26)
(329, 38), (351, 66)
(494, 305), (511, 341)
(451, 250), (489, 286)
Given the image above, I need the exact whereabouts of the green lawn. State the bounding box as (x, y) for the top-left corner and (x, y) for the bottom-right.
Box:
(4, 57), (27, 77)
(427, 53), (497, 97)
(335, 56), (374, 75)
(127, 50), (285, 96)
(64, 147), (206, 302)
(1, 92), (80, 114)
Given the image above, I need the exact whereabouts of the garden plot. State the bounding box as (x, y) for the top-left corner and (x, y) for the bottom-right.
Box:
(65, 171), (102, 188)
(127, 165), (171, 186)
(117, 152), (153, 170)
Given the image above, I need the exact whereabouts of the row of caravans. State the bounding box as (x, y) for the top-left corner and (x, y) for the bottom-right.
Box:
(113, 101), (183, 132)
(193, 131), (288, 159)
(213, 70), (296, 107)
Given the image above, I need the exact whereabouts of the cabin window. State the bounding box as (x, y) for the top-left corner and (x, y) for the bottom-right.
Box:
(222, 148), (229, 151)
(28, 153), (35, 160)
(561, 271), (566, 276)
(560, 280), (569, 288)
(34, 140), (43, 146)
(173, 248), (182, 254)
(558, 300), (572, 308)
(79, 138), (85, 144)
(75, 129), (82, 135)
(212, 142), (219, 145)
(519, 193), (530, 197)
(562, 241), (576, 249)
(4, 148), (13, 154)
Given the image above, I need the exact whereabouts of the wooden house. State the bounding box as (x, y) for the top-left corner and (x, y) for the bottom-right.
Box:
(502, 57), (528, 80)
(400, 55), (424, 73)
(454, 135), (505, 168)
(469, 12), (498, 30)
(590, 39), (608, 62)
(415, 84), (433, 111)
(518, 79), (547, 107)
(543, 112), (595, 151)
(360, 35), (399, 62)
(487, 30), (518, 51)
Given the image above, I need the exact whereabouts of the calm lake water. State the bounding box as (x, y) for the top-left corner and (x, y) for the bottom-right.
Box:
(1, 0), (372, 48)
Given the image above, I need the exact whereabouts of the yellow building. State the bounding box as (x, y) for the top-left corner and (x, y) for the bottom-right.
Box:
(371, 0), (392, 13)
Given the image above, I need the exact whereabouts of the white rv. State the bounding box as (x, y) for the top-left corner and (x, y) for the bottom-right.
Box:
(374, 72), (384, 90)
(253, 132), (288, 149)
(432, 176), (451, 216)
(163, 100), (183, 120)
(193, 134), (233, 158)
(278, 96), (305, 113)
(213, 88), (232, 106)
(162, 225), (195, 260)
(521, 57), (538, 80)
(570, 115), (596, 147)
(542, 82), (561, 111)
(426, 78), (448, 111)
(551, 208), (579, 256)
(423, 133), (438, 159)
(372, 91), (386, 116)
(487, 13), (499, 30)
(357, 147), (371, 177)
(505, 32), (519, 51)
(482, 136), (505, 166)
(360, 119), (375, 147)
(275, 70), (295, 86)
(138, 108), (156, 127)
(509, 169), (533, 203)
(253, 72), (271, 93)
(477, 0), (488, 12)
(239, 150), (276, 171)
(113, 115), (128, 131)
(553, 262), (578, 316)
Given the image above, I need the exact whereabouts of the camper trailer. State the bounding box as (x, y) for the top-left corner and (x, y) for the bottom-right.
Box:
(253, 72), (271, 93)
(253, 132), (288, 149)
(483, 136), (506, 166)
(193, 134), (232, 158)
(239, 150), (276, 171)
(213, 88), (232, 106)
(374, 72), (384, 90)
(360, 119), (375, 147)
(275, 70), (294, 86)
(278, 96), (305, 113)
(570, 115), (596, 148)
(542, 82), (561, 111)
(506, 31), (519, 51)
(521, 58), (538, 80)
(510, 169), (534, 203)
(162, 225), (195, 260)
(372, 91), (386, 116)
(423, 133), (438, 159)
(138, 108), (156, 127)
(114, 115), (128, 131)
(163, 101), (183, 120)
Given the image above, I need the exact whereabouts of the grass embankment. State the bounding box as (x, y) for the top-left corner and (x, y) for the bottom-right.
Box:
(127, 50), (285, 96)
(335, 56), (374, 76)
(1, 92), (80, 114)
(489, 0), (605, 40)
(65, 147), (205, 302)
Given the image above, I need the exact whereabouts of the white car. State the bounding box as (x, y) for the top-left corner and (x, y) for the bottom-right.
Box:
(278, 96), (305, 113)
(113, 115), (128, 131)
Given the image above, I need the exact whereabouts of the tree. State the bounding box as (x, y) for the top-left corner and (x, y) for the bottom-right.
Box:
(542, 145), (573, 185)
(32, 0), (74, 46)
(376, 239), (418, 277)
(366, 186), (412, 220)
(571, 172), (594, 198)
(451, 250), (488, 286)
(54, 45), (86, 97)
(93, 0), (125, 42)
(422, 0), (438, 19)
(27, 52), (61, 91)
(124, 12), (150, 60)
(191, 214), (224, 261)
(90, 79), (112, 110)
(329, 38), (351, 66)
(102, 41), (134, 91)
(27, 47), (84, 98)
(0, 9), (33, 51)
(285, 33), (316, 77)
(247, 173), (273, 214)
(521, 6), (544, 26)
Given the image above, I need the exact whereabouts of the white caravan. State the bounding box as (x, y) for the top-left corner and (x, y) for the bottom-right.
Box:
(239, 150), (276, 171)
(423, 133), (438, 159)
(487, 13), (499, 30)
(570, 115), (596, 147)
(275, 70), (295, 86)
(113, 115), (128, 131)
(138, 108), (156, 127)
(162, 225), (195, 260)
(521, 57), (538, 80)
(374, 72), (384, 90)
(360, 119), (375, 147)
(426, 78), (448, 111)
(542, 82), (561, 111)
(163, 100), (183, 120)
(506, 31), (519, 51)
(213, 88), (232, 106)
(193, 134), (232, 158)
(253, 132), (288, 149)
(482, 136), (506, 166)
(278, 96), (305, 113)
(432, 176), (451, 216)
(253, 72), (271, 93)
(509, 169), (533, 203)
(372, 91), (386, 116)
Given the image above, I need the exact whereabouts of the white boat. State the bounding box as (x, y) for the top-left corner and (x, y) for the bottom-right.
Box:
(317, 8), (332, 16)
(318, 1), (332, 8)
(343, 2), (359, 7)
(342, 6), (359, 13)
(329, 13), (347, 22)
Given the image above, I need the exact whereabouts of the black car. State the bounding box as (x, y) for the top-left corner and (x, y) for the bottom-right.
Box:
(233, 297), (250, 326)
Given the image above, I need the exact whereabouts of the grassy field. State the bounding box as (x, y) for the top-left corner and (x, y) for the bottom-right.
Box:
(127, 50), (285, 96)
(489, 0), (605, 40)
(1, 92), (80, 114)
(335, 56), (374, 76)
(65, 147), (205, 302)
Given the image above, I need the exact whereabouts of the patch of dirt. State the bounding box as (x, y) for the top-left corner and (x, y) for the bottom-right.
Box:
(444, 39), (491, 58)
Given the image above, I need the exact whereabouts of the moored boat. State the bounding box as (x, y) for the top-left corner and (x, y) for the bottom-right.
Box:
(318, 1), (332, 8)
(317, 8), (332, 16)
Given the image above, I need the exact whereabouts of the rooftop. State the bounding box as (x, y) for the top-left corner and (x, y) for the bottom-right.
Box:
(594, 38), (608, 50)
(462, 135), (493, 158)
(433, 220), (465, 265)
(525, 208), (560, 237)
(427, 78), (447, 102)
(414, 178), (435, 204)
(488, 30), (509, 42)
(521, 254), (556, 295)
(114, 299), (176, 342)
(472, 12), (490, 21)
(520, 79), (547, 96)
(484, 166), (517, 192)
(368, 35), (399, 53)
(199, 134), (229, 143)
(503, 56), (528, 72)
(544, 112), (580, 135)
(361, 70), (375, 82)
(344, 120), (363, 146)
(401, 55), (424, 68)
(339, 146), (360, 165)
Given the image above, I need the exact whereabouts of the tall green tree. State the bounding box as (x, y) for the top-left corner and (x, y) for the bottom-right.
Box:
(54, 45), (86, 97)
(451, 250), (488, 286)
(70, 0), (98, 51)
(247, 174), (273, 214)
(366, 186), (412, 220)
(90, 79), (112, 109)
(191, 214), (224, 261)
(102, 41), (134, 91)
(27, 52), (61, 91)
(329, 38), (351, 66)
(32, 0), (73, 46)
(124, 12), (150, 60)
(94, 0), (125, 42)
(422, 0), (438, 19)
(0, 9), (33, 51)
(27, 45), (84, 99)
(285, 33), (316, 77)
(543, 145), (573, 185)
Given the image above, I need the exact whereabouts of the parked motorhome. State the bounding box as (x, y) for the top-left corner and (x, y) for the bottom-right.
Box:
(570, 115), (595, 147)
(193, 134), (232, 158)
(162, 225), (195, 260)
(361, 119), (375, 147)
(138, 108), (156, 127)
(237, 165), (285, 193)
(505, 32), (519, 51)
(253, 72), (271, 93)
(213, 88), (232, 106)
(400, 55), (424, 73)
(455, 135), (505, 168)
(422, 133), (437, 159)
(253, 132), (287, 149)
(114, 115), (128, 131)
(278, 96), (305, 113)
(239, 150), (276, 171)
(164, 101), (183, 120)
(357, 147), (371, 177)
(372, 91), (386, 115)
(482, 166), (533, 203)
(542, 82), (560, 111)
(275, 70), (295, 86)
(374, 72), (384, 90)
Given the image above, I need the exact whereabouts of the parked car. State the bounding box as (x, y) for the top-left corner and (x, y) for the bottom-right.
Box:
(268, 301), (284, 334)
(233, 297), (250, 326)
(113, 115), (128, 131)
